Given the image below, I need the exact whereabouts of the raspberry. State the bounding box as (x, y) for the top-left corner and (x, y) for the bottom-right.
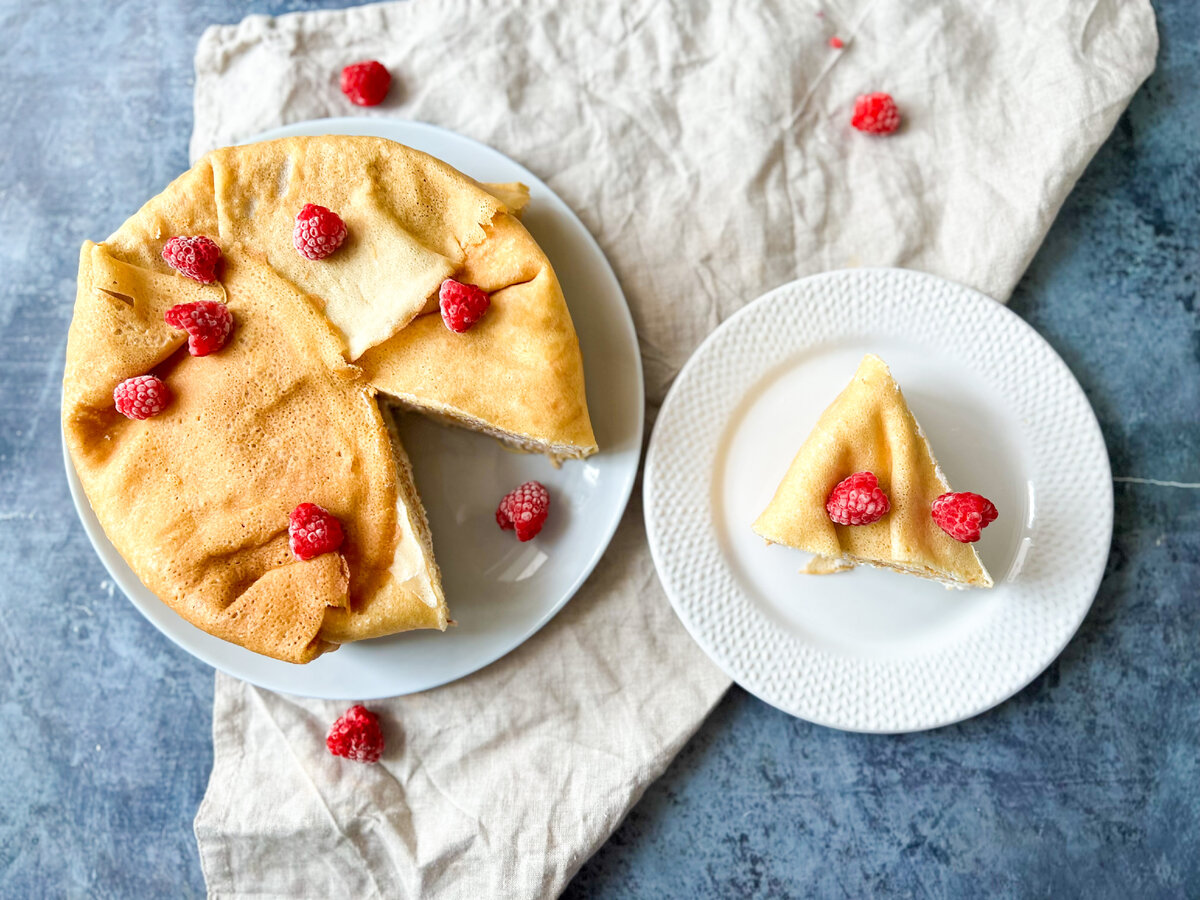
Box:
(826, 472), (890, 526)
(293, 204), (348, 261)
(113, 375), (171, 420)
(340, 60), (391, 107)
(439, 279), (491, 333)
(162, 235), (222, 284)
(288, 503), (345, 561)
(851, 92), (901, 135)
(496, 481), (550, 542)
(326, 705), (384, 763)
(164, 301), (233, 356)
(829, 36), (844, 49)
(931, 492), (998, 543)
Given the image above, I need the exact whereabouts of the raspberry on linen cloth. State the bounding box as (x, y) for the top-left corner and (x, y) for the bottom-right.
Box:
(190, 1), (1156, 897)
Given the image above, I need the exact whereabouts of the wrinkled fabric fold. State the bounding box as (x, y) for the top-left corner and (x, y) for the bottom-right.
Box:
(192, 1), (1156, 897)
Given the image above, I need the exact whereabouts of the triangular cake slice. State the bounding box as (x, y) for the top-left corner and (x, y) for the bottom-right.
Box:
(753, 354), (993, 588)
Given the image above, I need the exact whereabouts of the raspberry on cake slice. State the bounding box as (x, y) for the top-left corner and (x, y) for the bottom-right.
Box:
(164, 301), (233, 356)
(113, 375), (171, 420)
(439, 279), (491, 333)
(289, 503), (345, 561)
(162, 235), (222, 283)
(293, 204), (348, 260)
(932, 492), (999, 543)
(826, 472), (890, 526)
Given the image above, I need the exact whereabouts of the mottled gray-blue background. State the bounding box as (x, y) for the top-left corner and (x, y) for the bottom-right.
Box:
(1, 1), (1196, 897)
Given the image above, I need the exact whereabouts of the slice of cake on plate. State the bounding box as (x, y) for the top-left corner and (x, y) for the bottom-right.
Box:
(752, 354), (996, 588)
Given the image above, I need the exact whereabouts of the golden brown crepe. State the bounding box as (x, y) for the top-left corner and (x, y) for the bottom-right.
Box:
(753, 354), (992, 588)
(63, 135), (596, 662)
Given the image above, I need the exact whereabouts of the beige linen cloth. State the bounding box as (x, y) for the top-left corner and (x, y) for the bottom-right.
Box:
(191, 1), (1156, 896)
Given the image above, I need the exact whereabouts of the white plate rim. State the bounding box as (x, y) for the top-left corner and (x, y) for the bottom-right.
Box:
(64, 118), (644, 699)
(644, 268), (1113, 733)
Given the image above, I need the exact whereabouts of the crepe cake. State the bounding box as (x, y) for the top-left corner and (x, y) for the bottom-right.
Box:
(752, 354), (993, 588)
(63, 135), (597, 663)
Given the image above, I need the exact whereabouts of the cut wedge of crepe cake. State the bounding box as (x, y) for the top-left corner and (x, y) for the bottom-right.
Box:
(753, 354), (993, 588)
(63, 136), (596, 663)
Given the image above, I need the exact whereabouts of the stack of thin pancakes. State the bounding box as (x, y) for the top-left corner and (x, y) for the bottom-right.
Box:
(63, 136), (596, 663)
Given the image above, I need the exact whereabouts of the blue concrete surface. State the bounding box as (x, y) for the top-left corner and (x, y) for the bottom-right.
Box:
(0, 1), (1195, 897)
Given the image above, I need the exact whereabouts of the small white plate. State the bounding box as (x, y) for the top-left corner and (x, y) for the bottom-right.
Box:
(645, 269), (1112, 733)
(65, 119), (644, 699)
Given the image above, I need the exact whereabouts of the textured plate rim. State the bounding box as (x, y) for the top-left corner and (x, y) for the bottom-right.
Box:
(644, 268), (1113, 733)
(63, 118), (644, 699)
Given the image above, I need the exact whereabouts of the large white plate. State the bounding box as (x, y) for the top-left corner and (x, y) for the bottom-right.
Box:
(644, 269), (1112, 733)
(65, 119), (643, 699)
